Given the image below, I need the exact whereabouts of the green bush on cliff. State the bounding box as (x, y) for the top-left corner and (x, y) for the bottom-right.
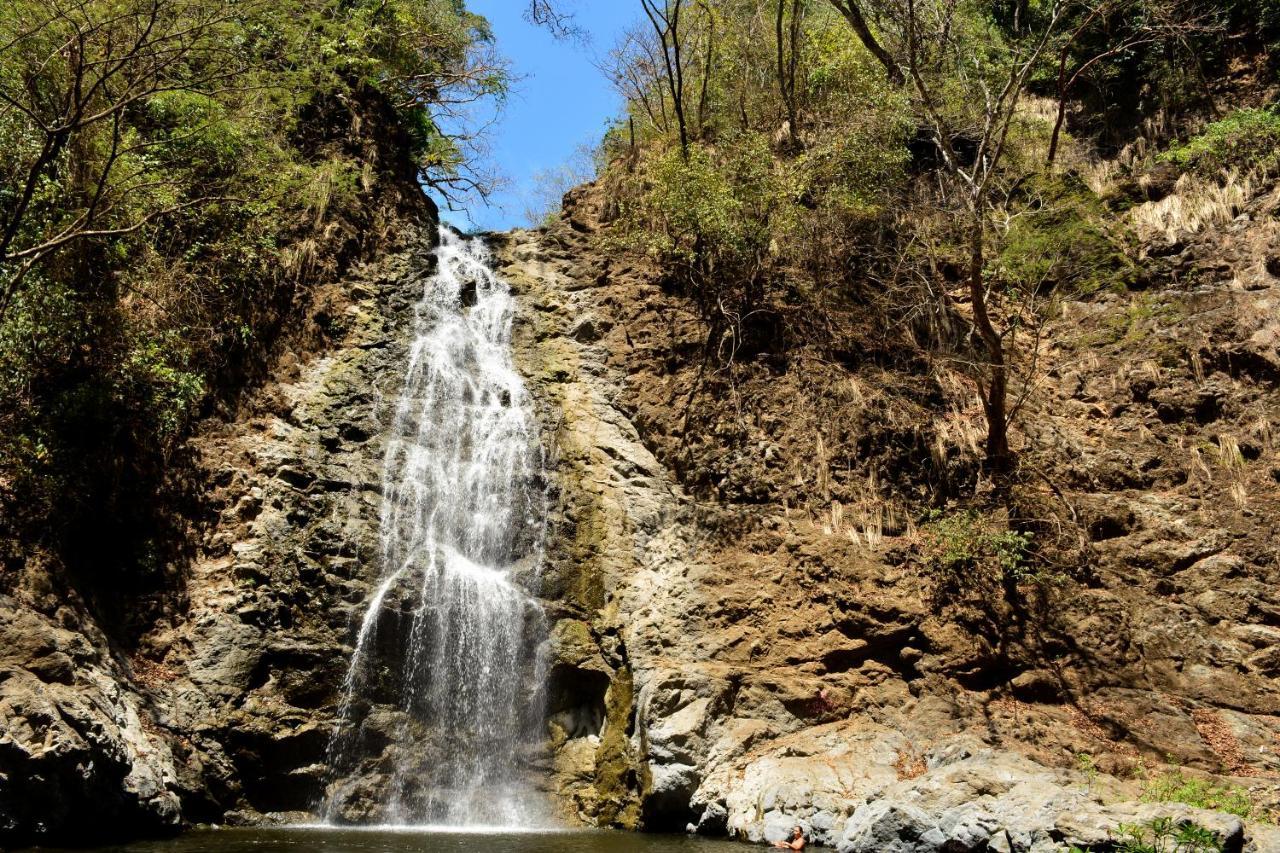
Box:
(614, 135), (782, 274)
(1162, 107), (1280, 181)
(1140, 769), (1260, 821)
(920, 509), (1036, 586)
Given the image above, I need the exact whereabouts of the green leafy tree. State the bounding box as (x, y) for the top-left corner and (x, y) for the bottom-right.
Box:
(0, 0), (506, 536)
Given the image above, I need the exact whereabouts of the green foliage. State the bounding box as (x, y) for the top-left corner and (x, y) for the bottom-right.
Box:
(1068, 817), (1226, 852)
(0, 0), (503, 532)
(1075, 752), (1100, 782)
(1162, 108), (1280, 181)
(1116, 817), (1225, 853)
(118, 332), (206, 440)
(620, 135), (781, 270)
(1208, 0), (1280, 63)
(1140, 770), (1259, 820)
(998, 173), (1137, 297)
(601, 0), (910, 331)
(920, 509), (1037, 584)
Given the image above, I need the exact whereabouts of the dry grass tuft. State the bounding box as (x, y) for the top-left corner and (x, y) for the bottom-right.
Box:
(282, 236), (319, 279)
(1082, 157), (1123, 196)
(1129, 172), (1253, 243)
(1190, 351), (1205, 385)
(1248, 415), (1273, 452)
(1189, 444), (1212, 480)
(814, 433), (831, 501)
(1216, 435), (1246, 473)
(930, 367), (985, 464)
(824, 469), (899, 548)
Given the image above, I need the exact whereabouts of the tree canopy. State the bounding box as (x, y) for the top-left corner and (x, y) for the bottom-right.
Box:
(0, 0), (505, 530)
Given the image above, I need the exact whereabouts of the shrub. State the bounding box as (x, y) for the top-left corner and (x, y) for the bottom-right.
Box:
(607, 133), (794, 336)
(1068, 817), (1226, 853)
(1140, 769), (1259, 821)
(920, 509), (1036, 585)
(635, 137), (775, 270)
(1162, 108), (1280, 181)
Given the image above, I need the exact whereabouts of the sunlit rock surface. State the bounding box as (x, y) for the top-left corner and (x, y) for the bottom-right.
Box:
(490, 186), (1280, 851)
(4, 180), (1280, 851)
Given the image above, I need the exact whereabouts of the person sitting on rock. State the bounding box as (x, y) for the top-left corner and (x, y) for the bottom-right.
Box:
(772, 826), (806, 850)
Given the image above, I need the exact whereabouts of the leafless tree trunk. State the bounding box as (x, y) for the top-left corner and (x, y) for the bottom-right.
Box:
(965, 213), (1011, 468)
(696, 0), (715, 135)
(776, 0), (803, 148)
(641, 0), (690, 158)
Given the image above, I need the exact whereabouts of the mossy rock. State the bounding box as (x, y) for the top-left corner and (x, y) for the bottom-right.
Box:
(999, 171), (1138, 297)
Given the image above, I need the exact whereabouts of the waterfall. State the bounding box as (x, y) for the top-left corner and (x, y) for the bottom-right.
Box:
(323, 226), (550, 828)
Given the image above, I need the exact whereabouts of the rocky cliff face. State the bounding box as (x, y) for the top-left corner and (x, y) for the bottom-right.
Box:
(140, 238), (438, 825)
(489, 184), (1280, 852)
(2, 175), (1279, 852)
(0, 228), (437, 844)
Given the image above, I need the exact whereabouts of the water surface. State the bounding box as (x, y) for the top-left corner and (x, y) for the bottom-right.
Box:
(74, 828), (750, 853)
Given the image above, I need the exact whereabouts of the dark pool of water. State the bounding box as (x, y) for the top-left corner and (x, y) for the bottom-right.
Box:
(56, 828), (752, 853)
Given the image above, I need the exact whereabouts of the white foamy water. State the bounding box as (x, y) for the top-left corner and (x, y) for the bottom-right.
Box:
(323, 227), (549, 828)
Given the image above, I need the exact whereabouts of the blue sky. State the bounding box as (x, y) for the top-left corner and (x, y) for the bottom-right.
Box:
(439, 1), (637, 232)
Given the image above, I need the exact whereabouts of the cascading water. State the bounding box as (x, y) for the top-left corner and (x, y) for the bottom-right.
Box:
(323, 226), (550, 828)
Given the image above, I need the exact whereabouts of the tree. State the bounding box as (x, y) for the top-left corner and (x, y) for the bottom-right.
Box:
(0, 0), (243, 319)
(0, 0), (508, 531)
(825, 0), (903, 85)
(602, 22), (679, 135)
(523, 142), (601, 226)
(1045, 0), (1207, 165)
(866, 0), (1068, 473)
(640, 0), (691, 158)
(915, 1), (1064, 473)
(0, 0), (508, 318)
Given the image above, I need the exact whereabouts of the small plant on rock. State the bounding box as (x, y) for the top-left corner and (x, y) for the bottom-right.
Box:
(1076, 752), (1099, 785)
(1140, 769), (1257, 821)
(1067, 816), (1226, 852)
(1117, 817), (1224, 853)
(920, 509), (1036, 586)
